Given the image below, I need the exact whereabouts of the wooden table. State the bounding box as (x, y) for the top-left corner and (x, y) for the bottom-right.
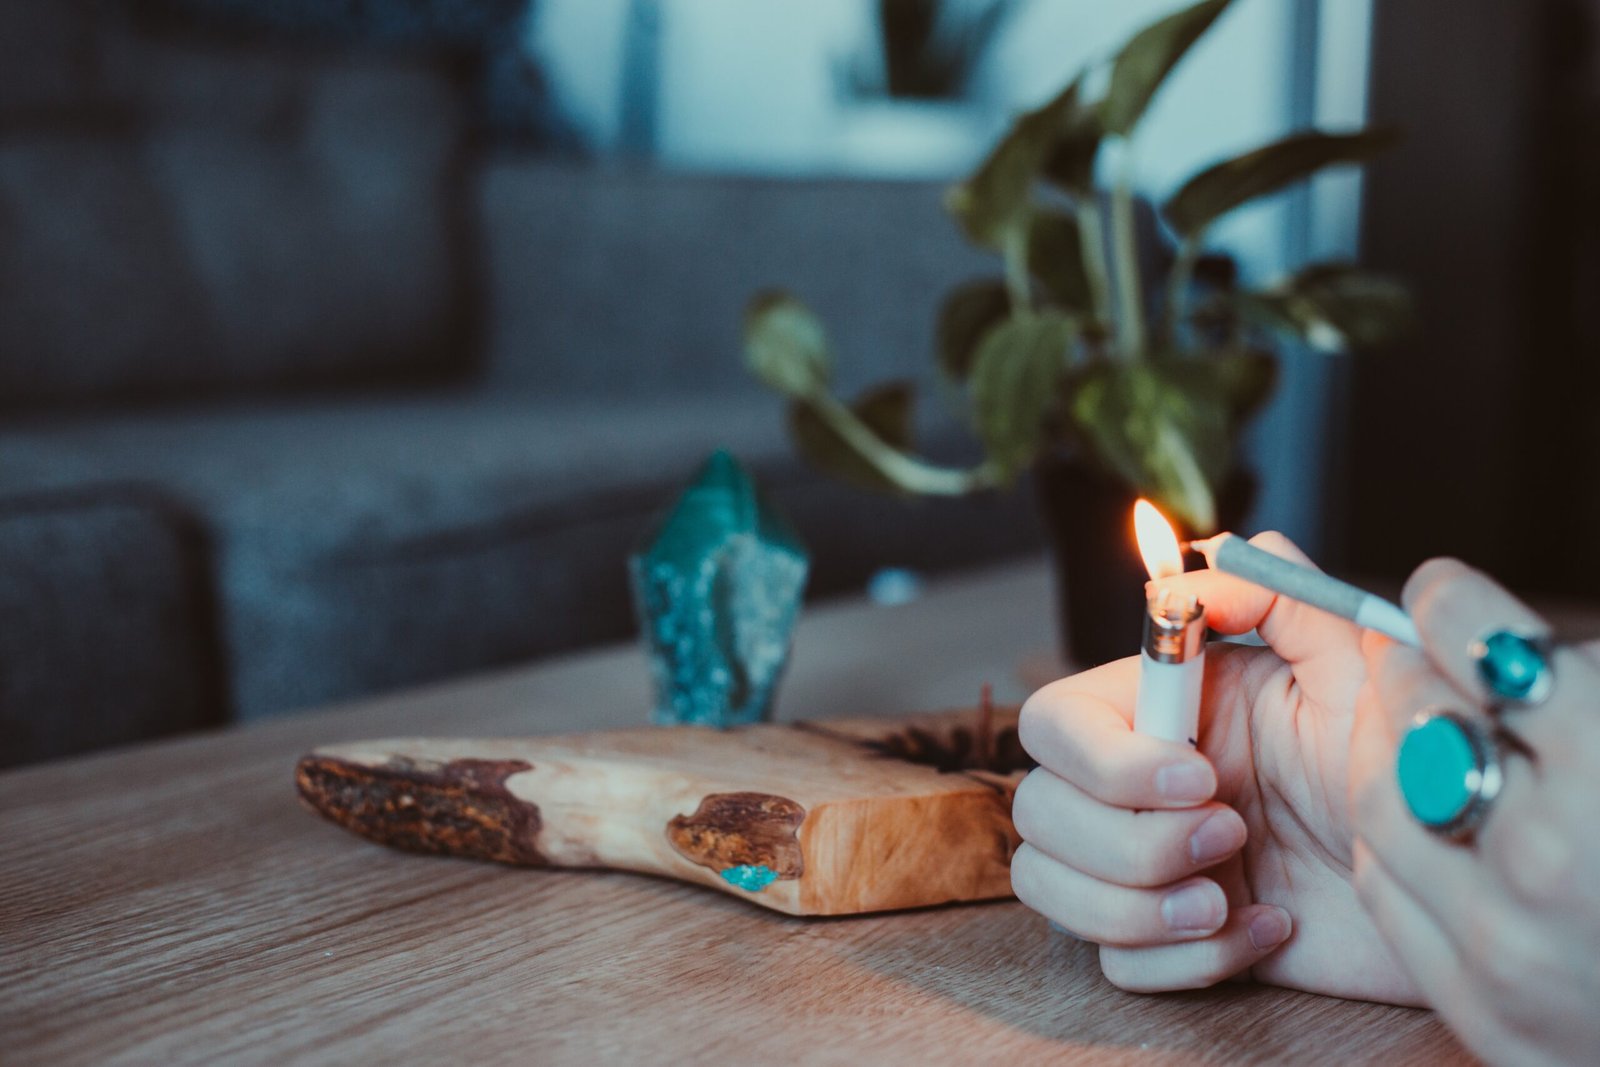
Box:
(1, 559), (1472, 1065)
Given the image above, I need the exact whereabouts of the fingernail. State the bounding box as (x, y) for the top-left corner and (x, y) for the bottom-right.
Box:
(1188, 811), (1246, 866)
(1155, 762), (1212, 803)
(1248, 908), (1292, 951)
(1161, 881), (1225, 932)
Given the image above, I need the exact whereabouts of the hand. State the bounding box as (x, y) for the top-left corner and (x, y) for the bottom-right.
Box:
(1012, 533), (1419, 1000)
(1350, 560), (1600, 1066)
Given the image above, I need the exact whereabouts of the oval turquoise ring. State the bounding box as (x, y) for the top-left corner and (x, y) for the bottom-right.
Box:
(1471, 629), (1554, 707)
(1396, 710), (1503, 842)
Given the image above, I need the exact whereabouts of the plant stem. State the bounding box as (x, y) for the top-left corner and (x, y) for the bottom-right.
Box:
(810, 391), (1001, 495)
(1001, 225), (1033, 315)
(1111, 150), (1145, 360)
(1166, 233), (1202, 349)
(1074, 199), (1114, 334)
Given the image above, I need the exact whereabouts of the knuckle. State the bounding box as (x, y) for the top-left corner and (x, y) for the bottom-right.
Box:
(1496, 823), (1573, 906)
(1097, 888), (1164, 946)
(1471, 906), (1544, 996)
(1485, 937), (1540, 999)
(1010, 771), (1048, 842)
(1185, 941), (1241, 988)
(1016, 690), (1051, 754)
(1098, 945), (1148, 992)
(1017, 685), (1051, 729)
(1403, 557), (1472, 621)
(1245, 530), (1307, 566)
(1009, 844), (1041, 904)
(1122, 853), (1169, 889)
(1126, 819), (1203, 883)
(1017, 681), (1073, 758)
(1040, 880), (1136, 947)
(1100, 941), (1235, 994)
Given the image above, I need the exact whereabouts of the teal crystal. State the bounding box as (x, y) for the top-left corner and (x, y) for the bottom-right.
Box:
(629, 450), (809, 727)
(1475, 630), (1549, 703)
(1397, 715), (1479, 828)
(719, 864), (780, 892)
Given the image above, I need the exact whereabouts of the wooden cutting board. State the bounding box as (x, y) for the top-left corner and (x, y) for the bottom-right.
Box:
(296, 705), (1031, 916)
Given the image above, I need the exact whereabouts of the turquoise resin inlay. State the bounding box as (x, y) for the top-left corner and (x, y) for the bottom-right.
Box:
(720, 864), (779, 892)
(1397, 715), (1480, 827)
(1475, 631), (1548, 702)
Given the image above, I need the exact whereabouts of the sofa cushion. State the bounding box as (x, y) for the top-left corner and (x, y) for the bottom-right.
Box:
(0, 1), (470, 408)
(0, 392), (1039, 723)
(0, 136), (213, 402)
(0, 0), (101, 121)
(480, 161), (996, 398)
(0, 493), (221, 767)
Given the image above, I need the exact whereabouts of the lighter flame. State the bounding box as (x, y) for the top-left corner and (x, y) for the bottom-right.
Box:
(1134, 499), (1184, 581)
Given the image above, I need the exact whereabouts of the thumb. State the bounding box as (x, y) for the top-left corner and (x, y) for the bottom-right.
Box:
(1099, 904), (1294, 992)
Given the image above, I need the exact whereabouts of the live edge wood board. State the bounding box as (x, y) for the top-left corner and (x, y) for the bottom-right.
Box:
(297, 707), (1031, 916)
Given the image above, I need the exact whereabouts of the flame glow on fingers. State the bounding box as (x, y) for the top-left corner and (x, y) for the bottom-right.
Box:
(1133, 499), (1184, 581)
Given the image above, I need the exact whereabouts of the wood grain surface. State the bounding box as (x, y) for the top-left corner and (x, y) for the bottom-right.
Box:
(0, 559), (1477, 1066)
(295, 708), (1027, 915)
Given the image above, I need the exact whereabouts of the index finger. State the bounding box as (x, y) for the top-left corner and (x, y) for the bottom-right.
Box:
(1403, 558), (1550, 707)
(1404, 559), (1600, 766)
(1158, 532), (1363, 671)
(1019, 657), (1218, 809)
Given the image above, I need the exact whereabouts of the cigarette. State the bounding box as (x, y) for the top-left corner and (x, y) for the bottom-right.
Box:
(1191, 534), (1420, 648)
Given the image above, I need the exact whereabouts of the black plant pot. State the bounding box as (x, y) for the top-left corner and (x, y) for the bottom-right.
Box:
(1033, 455), (1255, 670)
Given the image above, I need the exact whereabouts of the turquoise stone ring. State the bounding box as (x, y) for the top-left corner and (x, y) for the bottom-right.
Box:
(1471, 630), (1554, 707)
(1396, 710), (1503, 841)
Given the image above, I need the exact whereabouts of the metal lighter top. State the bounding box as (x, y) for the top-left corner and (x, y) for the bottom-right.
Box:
(1143, 588), (1206, 664)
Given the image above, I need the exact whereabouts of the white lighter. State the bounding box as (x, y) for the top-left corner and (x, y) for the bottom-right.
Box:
(1133, 588), (1207, 746)
(1131, 500), (1208, 746)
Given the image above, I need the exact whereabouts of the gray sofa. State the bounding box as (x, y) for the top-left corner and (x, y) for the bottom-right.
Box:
(0, 1), (1042, 766)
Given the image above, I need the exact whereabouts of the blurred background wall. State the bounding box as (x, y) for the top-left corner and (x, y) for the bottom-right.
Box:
(1352, 0), (1600, 600)
(10, 0), (1584, 767)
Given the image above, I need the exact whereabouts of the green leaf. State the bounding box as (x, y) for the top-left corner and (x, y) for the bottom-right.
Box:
(1027, 210), (1092, 312)
(788, 382), (916, 493)
(1101, 0), (1232, 137)
(936, 280), (1012, 381)
(1235, 263), (1411, 351)
(1154, 349), (1277, 429)
(1212, 348), (1278, 424)
(743, 291), (832, 397)
(945, 78), (1095, 248)
(1066, 362), (1231, 532)
(1164, 128), (1400, 237)
(1040, 85), (1102, 195)
(969, 311), (1079, 477)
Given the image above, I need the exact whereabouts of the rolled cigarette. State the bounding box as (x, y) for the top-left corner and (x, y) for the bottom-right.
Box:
(1194, 534), (1420, 648)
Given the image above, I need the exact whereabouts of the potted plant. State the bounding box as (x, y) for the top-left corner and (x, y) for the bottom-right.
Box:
(744, 0), (1409, 665)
